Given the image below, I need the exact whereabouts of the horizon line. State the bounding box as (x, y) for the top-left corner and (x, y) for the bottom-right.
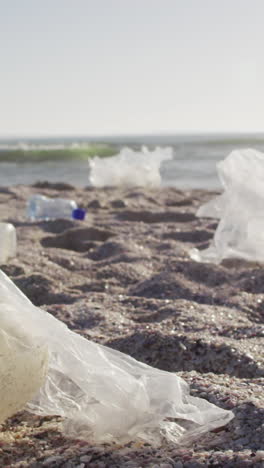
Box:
(1, 129), (264, 140)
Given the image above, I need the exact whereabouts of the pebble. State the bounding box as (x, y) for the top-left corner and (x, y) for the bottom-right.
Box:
(42, 455), (64, 466)
(87, 199), (102, 209)
(62, 462), (76, 468)
(173, 463), (183, 468)
(111, 199), (127, 208)
(80, 455), (93, 463)
(123, 462), (140, 467)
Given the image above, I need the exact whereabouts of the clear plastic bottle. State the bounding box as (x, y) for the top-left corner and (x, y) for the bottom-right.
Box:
(27, 195), (85, 221)
(0, 223), (17, 263)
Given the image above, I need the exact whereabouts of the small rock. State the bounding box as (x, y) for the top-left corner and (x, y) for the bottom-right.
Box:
(80, 455), (93, 463)
(123, 462), (139, 468)
(111, 199), (127, 208)
(174, 463), (183, 468)
(88, 199), (102, 209)
(42, 456), (64, 466)
(92, 463), (106, 468)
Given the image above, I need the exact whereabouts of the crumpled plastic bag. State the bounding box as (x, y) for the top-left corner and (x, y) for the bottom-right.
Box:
(196, 192), (227, 219)
(190, 148), (264, 263)
(0, 314), (48, 424)
(88, 146), (172, 188)
(0, 270), (233, 444)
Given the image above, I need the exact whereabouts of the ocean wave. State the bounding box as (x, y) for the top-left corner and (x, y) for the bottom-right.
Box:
(0, 143), (116, 162)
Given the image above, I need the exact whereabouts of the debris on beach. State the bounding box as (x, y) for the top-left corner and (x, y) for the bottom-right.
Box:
(191, 148), (264, 263)
(0, 184), (263, 467)
(0, 223), (17, 264)
(27, 194), (86, 221)
(88, 146), (173, 188)
(0, 269), (232, 445)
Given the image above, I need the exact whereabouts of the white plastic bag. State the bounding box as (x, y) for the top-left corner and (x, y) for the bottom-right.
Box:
(191, 148), (264, 263)
(0, 223), (17, 264)
(0, 270), (233, 444)
(88, 146), (172, 188)
(196, 192), (227, 219)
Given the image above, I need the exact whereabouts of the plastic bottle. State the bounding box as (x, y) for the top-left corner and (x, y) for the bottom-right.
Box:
(27, 195), (86, 221)
(0, 223), (17, 263)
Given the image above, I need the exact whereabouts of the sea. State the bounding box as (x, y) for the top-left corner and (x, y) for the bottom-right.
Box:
(1, 133), (264, 190)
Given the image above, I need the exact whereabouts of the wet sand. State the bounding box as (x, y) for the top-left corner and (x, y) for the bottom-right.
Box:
(0, 183), (263, 467)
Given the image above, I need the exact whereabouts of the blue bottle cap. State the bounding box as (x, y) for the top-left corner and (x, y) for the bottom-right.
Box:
(72, 208), (86, 220)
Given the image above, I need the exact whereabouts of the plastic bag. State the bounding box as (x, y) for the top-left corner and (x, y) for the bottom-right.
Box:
(191, 148), (264, 263)
(0, 270), (233, 444)
(88, 146), (172, 188)
(196, 192), (227, 219)
(0, 223), (17, 264)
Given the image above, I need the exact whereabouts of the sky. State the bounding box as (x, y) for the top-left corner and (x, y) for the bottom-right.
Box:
(1, 0), (264, 136)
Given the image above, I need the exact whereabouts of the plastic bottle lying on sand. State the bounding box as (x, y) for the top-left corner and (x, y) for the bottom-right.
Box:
(27, 195), (86, 221)
(0, 223), (17, 263)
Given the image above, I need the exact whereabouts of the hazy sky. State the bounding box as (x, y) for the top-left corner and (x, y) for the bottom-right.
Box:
(1, 0), (264, 136)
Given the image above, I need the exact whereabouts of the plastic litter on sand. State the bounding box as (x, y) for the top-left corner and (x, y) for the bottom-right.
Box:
(88, 146), (173, 188)
(190, 148), (264, 263)
(0, 223), (17, 264)
(27, 194), (82, 221)
(0, 269), (233, 445)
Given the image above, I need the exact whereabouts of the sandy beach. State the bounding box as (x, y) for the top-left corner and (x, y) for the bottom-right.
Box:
(0, 183), (263, 467)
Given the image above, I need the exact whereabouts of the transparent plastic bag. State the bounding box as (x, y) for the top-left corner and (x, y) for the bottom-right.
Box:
(0, 270), (233, 444)
(0, 223), (17, 264)
(191, 148), (264, 263)
(88, 146), (172, 188)
(0, 277), (48, 424)
(196, 192), (227, 219)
